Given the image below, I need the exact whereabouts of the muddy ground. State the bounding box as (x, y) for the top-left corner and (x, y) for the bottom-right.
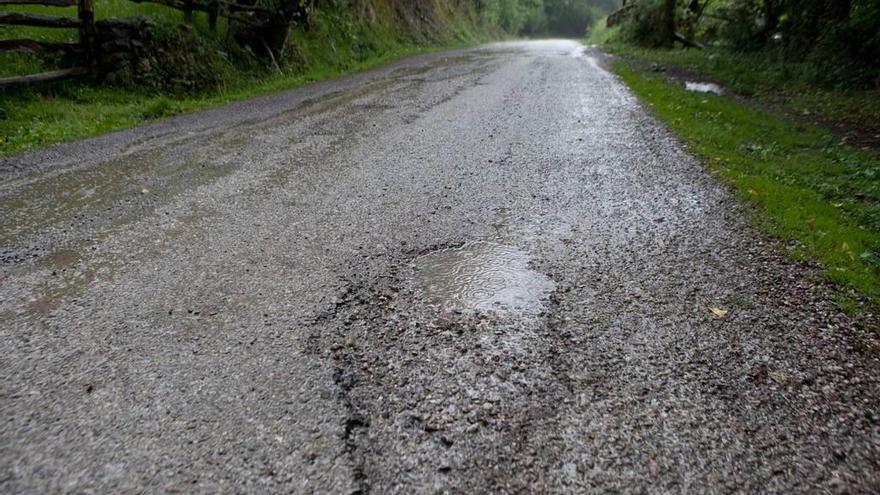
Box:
(1, 40), (878, 493)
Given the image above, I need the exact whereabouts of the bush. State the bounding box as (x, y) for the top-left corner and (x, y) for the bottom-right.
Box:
(716, 0), (768, 51)
(712, 0), (880, 89)
(797, 0), (880, 89)
(136, 21), (236, 93)
(618, 0), (670, 48)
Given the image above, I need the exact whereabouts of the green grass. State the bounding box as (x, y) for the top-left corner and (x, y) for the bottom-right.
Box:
(588, 34), (880, 141)
(584, 14), (880, 143)
(612, 62), (880, 308)
(0, 44), (450, 156)
(0, 1), (485, 157)
(614, 46), (879, 137)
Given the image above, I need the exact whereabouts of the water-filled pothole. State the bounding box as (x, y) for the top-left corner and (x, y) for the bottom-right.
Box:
(414, 242), (556, 315)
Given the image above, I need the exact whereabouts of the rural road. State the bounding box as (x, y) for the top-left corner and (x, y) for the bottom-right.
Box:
(1, 40), (878, 493)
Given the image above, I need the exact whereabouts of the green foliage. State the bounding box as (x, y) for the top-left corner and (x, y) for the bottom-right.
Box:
(135, 21), (239, 93)
(477, 0), (618, 36)
(615, 62), (880, 306)
(714, 0), (770, 51)
(617, 0), (673, 47)
(531, 0), (604, 36)
(609, 0), (880, 89)
(474, 0), (543, 33)
(584, 15), (619, 43)
(601, 44), (880, 136)
(789, 0), (880, 89)
(141, 95), (184, 119)
(0, 0), (486, 156)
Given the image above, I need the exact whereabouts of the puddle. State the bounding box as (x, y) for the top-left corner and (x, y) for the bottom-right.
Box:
(415, 242), (556, 315)
(685, 81), (723, 95)
(0, 152), (236, 246)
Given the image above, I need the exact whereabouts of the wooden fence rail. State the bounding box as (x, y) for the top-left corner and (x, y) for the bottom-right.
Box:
(0, 38), (80, 53)
(0, 0), (93, 87)
(0, 12), (82, 27)
(0, 0), (77, 6)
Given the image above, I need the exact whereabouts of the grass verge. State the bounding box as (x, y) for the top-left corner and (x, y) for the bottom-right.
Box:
(0, 43), (451, 157)
(611, 61), (880, 312)
(585, 18), (880, 147)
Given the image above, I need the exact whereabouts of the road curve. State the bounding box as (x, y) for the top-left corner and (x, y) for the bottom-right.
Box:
(1, 40), (878, 493)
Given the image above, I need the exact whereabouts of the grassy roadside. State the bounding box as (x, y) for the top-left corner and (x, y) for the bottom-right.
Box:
(0, 42), (455, 158)
(611, 61), (880, 313)
(585, 20), (880, 147)
(0, 1), (487, 158)
(607, 46), (880, 145)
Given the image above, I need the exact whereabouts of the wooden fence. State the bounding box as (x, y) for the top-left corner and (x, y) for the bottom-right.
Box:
(0, 0), (284, 88)
(128, 0), (278, 31)
(0, 0), (94, 87)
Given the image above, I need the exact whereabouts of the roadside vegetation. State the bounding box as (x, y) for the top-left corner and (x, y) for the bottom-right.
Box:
(587, 1), (880, 312)
(0, 0), (485, 156)
(0, 0), (619, 157)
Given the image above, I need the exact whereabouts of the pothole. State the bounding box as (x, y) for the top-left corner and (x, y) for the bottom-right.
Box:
(414, 242), (556, 315)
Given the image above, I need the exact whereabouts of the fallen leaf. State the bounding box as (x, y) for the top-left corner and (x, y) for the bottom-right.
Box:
(709, 306), (728, 317)
(769, 370), (791, 384)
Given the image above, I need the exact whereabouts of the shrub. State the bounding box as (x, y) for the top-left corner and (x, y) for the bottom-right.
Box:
(618, 0), (670, 48)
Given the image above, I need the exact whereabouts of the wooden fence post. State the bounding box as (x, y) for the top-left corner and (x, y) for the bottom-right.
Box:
(78, 0), (95, 65)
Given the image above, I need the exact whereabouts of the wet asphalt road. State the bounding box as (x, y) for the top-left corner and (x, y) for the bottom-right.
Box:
(2, 40), (879, 493)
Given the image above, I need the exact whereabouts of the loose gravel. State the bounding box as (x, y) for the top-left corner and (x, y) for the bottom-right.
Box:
(1, 40), (878, 493)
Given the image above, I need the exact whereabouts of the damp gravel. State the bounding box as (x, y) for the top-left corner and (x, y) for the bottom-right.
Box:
(1, 40), (878, 494)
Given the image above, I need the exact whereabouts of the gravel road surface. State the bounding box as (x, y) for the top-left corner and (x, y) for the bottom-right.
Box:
(2, 40), (878, 493)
